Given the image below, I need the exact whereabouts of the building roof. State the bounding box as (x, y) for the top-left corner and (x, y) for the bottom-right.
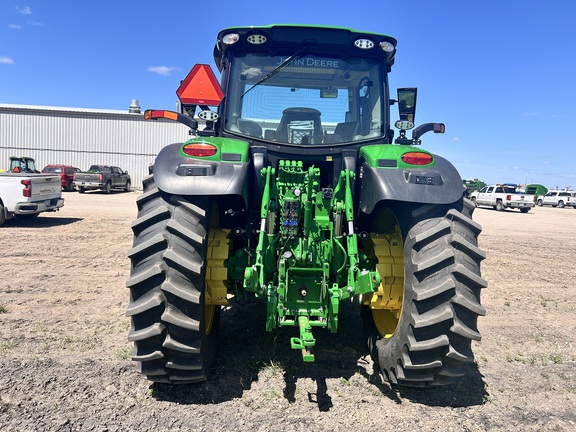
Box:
(0, 103), (141, 117)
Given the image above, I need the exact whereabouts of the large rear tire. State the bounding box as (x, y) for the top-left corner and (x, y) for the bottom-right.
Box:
(126, 175), (225, 384)
(362, 199), (487, 386)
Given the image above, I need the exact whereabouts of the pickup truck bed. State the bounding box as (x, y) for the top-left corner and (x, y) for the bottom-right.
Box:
(74, 165), (131, 193)
(470, 185), (534, 213)
(0, 173), (64, 225)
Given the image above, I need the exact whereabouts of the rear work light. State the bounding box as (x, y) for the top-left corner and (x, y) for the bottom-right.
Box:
(21, 179), (32, 197)
(401, 152), (434, 165)
(182, 143), (218, 157)
(247, 33), (267, 44)
(354, 38), (374, 49)
(222, 33), (240, 45)
(379, 41), (395, 52)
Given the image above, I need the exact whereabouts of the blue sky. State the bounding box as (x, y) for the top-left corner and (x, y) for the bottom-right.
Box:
(1, 0), (575, 189)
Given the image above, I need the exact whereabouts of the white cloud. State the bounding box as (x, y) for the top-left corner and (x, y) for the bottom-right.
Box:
(0, 56), (15, 65)
(16, 6), (32, 15)
(453, 137), (461, 142)
(148, 66), (178, 76)
(8, 24), (21, 29)
(26, 20), (42, 26)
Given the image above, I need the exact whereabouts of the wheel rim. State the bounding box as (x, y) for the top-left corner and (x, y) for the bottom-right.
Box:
(205, 229), (230, 335)
(365, 226), (405, 338)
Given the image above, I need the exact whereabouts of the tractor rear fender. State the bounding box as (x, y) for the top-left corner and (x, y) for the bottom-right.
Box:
(152, 141), (249, 206)
(359, 154), (465, 214)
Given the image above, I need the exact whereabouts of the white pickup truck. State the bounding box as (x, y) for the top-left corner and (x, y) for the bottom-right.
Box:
(0, 172), (65, 226)
(469, 184), (534, 213)
(536, 190), (576, 209)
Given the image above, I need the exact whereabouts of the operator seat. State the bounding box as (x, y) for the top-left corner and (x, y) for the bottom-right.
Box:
(276, 107), (323, 144)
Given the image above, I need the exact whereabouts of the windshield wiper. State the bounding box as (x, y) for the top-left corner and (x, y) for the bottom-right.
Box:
(241, 46), (308, 98)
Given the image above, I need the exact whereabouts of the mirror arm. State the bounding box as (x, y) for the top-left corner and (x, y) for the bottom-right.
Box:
(412, 123), (445, 141)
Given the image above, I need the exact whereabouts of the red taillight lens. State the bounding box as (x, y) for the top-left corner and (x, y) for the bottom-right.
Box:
(182, 143), (218, 157)
(21, 179), (32, 197)
(100, 174), (104, 182)
(401, 152), (433, 165)
(506, 195), (512, 201)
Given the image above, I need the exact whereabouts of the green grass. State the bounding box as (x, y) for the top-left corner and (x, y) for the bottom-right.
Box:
(115, 346), (132, 360)
(506, 352), (564, 365)
(0, 340), (16, 354)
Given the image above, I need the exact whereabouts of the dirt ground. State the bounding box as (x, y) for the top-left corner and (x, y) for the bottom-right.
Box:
(0, 191), (574, 432)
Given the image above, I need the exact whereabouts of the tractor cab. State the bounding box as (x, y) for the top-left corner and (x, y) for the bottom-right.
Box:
(148, 26), (442, 148)
(211, 26), (397, 147)
(9, 156), (39, 173)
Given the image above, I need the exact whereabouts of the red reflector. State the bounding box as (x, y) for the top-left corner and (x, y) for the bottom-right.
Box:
(401, 152), (433, 165)
(177, 64), (224, 106)
(182, 143), (218, 157)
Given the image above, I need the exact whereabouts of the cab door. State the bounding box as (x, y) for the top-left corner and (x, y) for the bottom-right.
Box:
(111, 167), (121, 187)
(477, 186), (492, 205)
(542, 192), (555, 206)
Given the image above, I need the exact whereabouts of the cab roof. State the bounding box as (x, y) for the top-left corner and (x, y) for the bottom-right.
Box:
(213, 24), (397, 71)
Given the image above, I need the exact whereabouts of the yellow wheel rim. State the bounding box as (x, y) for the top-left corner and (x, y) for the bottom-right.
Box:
(364, 226), (404, 338)
(205, 229), (230, 335)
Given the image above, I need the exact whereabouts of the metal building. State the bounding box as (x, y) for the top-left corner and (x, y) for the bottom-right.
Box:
(0, 102), (191, 189)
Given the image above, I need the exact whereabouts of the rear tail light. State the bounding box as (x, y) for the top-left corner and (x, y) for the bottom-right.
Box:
(506, 195), (512, 201)
(401, 152), (434, 165)
(21, 179), (32, 197)
(100, 174), (104, 182)
(182, 143), (218, 157)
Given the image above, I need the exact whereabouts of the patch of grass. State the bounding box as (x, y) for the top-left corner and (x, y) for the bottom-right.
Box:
(148, 386), (159, 399)
(0, 340), (16, 354)
(0, 305), (7, 314)
(116, 346), (132, 360)
(506, 352), (564, 365)
(549, 354), (563, 364)
(261, 360), (285, 378)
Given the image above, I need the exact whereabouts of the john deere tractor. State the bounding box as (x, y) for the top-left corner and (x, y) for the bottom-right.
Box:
(127, 24), (487, 387)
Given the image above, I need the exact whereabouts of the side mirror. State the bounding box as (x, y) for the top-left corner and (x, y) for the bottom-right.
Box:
(397, 87), (417, 127)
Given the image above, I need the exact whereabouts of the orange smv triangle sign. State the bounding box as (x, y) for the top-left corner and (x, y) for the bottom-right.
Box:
(176, 64), (224, 106)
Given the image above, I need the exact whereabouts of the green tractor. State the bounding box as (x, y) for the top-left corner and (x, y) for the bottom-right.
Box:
(463, 178), (486, 197)
(127, 24), (487, 387)
(8, 156), (39, 173)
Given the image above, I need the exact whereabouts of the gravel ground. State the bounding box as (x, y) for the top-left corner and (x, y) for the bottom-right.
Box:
(0, 191), (574, 431)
